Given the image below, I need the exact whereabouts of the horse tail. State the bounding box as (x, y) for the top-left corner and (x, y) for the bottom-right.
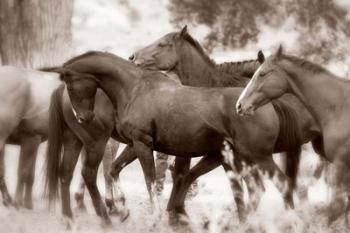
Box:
(44, 84), (65, 207)
(272, 99), (302, 190)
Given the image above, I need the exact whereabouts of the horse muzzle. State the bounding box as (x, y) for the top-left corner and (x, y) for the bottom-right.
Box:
(76, 111), (95, 124)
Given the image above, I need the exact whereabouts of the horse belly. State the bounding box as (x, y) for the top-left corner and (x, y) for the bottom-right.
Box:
(154, 128), (224, 156)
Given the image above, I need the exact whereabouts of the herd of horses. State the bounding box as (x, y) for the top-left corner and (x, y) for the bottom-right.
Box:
(0, 26), (347, 228)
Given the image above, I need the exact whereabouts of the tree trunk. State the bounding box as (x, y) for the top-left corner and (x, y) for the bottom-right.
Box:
(0, 0), (73, 68)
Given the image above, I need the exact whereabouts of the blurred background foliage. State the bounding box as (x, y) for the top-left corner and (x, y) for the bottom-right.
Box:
(168, 0), (350, 64)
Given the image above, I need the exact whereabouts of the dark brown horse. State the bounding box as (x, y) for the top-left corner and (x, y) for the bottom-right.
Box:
(130, 26), (321, 153)
(45, 83), (131, 225)
(129, 26), (317, 215)
(51, 51), (300, 223)
(236, 46), (350, 224)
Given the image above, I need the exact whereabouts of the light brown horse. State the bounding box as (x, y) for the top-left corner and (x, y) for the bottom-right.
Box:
(0, 66), (61, 209)
(50, 51), (302, 224)
(236, 46), (350, 224)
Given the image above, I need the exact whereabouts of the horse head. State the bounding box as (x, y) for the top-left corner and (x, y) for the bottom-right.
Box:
(50, 67), (98, 124)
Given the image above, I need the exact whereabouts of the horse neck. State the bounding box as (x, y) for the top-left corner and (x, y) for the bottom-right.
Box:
(76, 59), (142, 113)
(174, 42), (218, 87)
(281, 59), (349, 127)
(217, 60), (260, 78)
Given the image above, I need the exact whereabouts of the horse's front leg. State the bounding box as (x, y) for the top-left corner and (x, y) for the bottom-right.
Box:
(82, 139), (111, 226)
(167, 157), (191, 216)
(133, 140), (157, 209)
(168, 155), (221, 226)
(0, 145), (12, 207)
(60, 130), (82, 219)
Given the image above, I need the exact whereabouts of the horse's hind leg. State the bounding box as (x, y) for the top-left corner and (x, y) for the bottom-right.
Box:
(0, 144), (12, 207)
(82, 140), (111, 225)
(222, 160), (248, 222)
(168, 155), (221, 225)
(60, 130), (82, 218)
(14, 135), (41, 209)
(155, 152), (170, 195)
(110, 145), (137, 179)
(257, 156), (294, 208)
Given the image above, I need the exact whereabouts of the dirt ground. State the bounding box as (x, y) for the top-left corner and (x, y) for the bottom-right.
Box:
(0, 144), (347, 233)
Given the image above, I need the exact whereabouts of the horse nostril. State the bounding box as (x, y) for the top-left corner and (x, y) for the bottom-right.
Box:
(129, 54), (135, 61)
(77, 116), (85, 124)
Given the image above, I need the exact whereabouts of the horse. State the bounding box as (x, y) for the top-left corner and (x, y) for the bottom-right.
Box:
(50, 51), (301, 224)
(130, 26), (322, 152)
(236, 45), (350, 224)
(45, 82), (130, 225)
(129, 26), (322, 215)
(0, 66), (62, 209)
(0, 66), (121, 216)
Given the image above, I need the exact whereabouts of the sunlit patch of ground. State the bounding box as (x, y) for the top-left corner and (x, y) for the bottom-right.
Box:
(0, 144), (348, 233)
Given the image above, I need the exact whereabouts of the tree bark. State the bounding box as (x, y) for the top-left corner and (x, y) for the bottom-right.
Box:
(0, 0), (73, 68)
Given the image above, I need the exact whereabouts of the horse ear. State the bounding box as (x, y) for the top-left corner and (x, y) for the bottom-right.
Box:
(47, 67), (68, 81)
(257, 50), (265, 64)
(49, 67), (76, 82)
(180, 25), (188, 37)
(276, 45), (283, 58)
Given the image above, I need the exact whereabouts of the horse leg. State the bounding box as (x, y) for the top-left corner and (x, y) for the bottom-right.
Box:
(14, 135), (41, 209)
(133, 141), (157, 209)
(166, 157), (190, 220)
(60, 130), (82, 218)
(168, 155), (221, 225)
(103, 140), (122, 215)
(0, 143), (12, 207)
(242, 165), (265, 212)
(82, 140), (111, 225)
(110, 145), (137, 179)
(74, 149), (87, 213)
(257, 156), (294, 209)
(311, 136), (328, 179)
(155, 152), (170, 195)
(327, 158), (350, 225)
(221, 160), (248, 222)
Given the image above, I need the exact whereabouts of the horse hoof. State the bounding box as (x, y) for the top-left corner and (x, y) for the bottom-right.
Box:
(24, 201), (33, 210)
(2, 197), (13, 207)
(120, 209), (130, 222)
(168, 209), (189, 226)
(108, 206), (120, 216)
(13, 200), (22, 209)
(101, 218), (112, 228)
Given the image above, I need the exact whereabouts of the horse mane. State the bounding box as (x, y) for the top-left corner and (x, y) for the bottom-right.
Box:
(280, 54), (329, 74)
(64, 51), (120, 66)
(216, 59), (260, 78)
(181, 33), (216, 67)
(38, 66), (62, 72)
(180, 32), (249, 87)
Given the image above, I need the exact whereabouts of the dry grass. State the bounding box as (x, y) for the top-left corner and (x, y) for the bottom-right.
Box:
(0, 144), (348, 233)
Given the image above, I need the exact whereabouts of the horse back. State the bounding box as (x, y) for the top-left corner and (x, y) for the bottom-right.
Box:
(0, 66), (31, 133)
